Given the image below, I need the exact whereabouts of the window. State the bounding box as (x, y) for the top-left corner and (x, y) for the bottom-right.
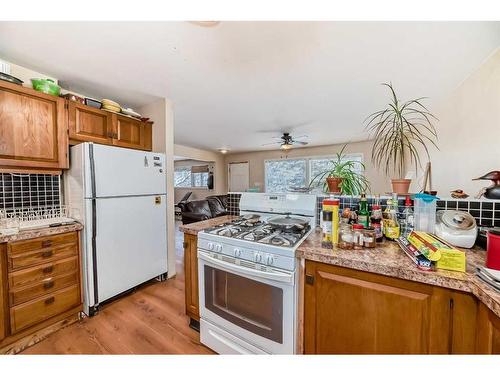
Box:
(265, 159), (307, 193)
(264, 154), (363, 193)
(174, 165), (210, 188)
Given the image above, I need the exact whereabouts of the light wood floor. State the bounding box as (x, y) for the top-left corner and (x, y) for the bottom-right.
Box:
(22, 221), (213, 354)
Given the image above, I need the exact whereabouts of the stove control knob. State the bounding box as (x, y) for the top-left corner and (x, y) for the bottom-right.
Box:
(254, 253), (262, 262)
(216, 244), (223, 253)
(207, 242), (214, 251)
(234, 248), (241, 258)
(266, 255), (274, 265)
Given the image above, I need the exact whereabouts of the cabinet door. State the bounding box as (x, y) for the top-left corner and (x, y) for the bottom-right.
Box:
(0, 81), (68, 171)
(68, 102), (113, 145)
(476, 303), (500, 354)
(304, 261), (450, 354)
(112, 115), (145, 150)
(183, 234), (199, 320)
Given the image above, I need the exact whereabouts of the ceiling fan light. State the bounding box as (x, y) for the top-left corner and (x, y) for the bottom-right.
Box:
(280, 143), (292, 150)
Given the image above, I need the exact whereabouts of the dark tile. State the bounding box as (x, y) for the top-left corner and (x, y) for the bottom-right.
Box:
(482, 210), (493, 219)
(437, 200), (445, 208)
(482, 202), (494, 210)
(470, 202), (480, 209)
(481, 219), (493, 227)
(494, 220), (500, 228)
(470, 209), (481, 218)
(457, 201), (469, 209)
(446, 201), (457, 209)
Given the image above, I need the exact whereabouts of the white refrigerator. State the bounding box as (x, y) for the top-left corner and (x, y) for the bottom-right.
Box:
(65, 143), (168, 316)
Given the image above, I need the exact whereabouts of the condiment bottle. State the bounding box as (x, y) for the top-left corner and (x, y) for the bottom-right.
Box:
(363, 228), (376, 248)
(321, 210), (333, 249)
(358, 193), (369, 228)
(370, 204), (383, 242)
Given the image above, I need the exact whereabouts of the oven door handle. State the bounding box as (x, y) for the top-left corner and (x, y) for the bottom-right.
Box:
(198, 251), (294, 284)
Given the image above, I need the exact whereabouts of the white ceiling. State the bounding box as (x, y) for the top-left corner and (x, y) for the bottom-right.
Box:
(1, 22), (499, 153)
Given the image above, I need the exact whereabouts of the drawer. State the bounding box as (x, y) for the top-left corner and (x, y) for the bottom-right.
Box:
(8, 256), (79, 289)
(9, 271), (79, 306)
(10, 285), (81, 334)
(8, 232), (78, 256)
(8, 242), (78, 271)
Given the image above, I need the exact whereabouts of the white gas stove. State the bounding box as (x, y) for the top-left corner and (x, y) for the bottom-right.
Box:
(197, 192), (316, 354)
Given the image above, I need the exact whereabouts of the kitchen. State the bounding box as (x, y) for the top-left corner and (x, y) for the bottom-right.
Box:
(0, 15), (499, 371)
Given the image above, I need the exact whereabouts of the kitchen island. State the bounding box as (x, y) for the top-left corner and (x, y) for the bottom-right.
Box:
(179, 215), (237, 330)
(296, 228), (500, 354)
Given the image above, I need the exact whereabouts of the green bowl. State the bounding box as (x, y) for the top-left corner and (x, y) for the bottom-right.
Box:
(31, 78), (61, 96)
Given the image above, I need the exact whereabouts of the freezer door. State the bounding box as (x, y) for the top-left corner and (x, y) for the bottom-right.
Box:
(84, 143), (166, 198)
(92, 195), (168, 304)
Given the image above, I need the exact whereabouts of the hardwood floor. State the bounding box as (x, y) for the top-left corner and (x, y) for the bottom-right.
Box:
(21, 221), (213, 354)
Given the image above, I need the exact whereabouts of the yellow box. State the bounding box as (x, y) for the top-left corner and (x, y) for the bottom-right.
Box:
(436, 248), (466, 273)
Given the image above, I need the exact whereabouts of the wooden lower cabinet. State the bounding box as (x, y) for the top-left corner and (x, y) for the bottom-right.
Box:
(0, 231), (83, 352)
(304, 261), (478, 354)
(183, 233), (200, 329)
(476, 302), (500, 354)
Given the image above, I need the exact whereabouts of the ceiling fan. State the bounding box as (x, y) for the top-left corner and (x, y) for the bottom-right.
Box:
(262, 133), (309, 150)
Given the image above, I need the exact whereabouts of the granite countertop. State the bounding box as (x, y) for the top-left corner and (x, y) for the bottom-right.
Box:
(296, 228), (500, 318)
(179, 215), (238, 235)
(0, 223), (83, 243)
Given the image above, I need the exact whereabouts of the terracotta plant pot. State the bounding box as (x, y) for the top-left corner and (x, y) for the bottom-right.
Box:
(391, 179), (412, 194)
(326, 177), (343, 193)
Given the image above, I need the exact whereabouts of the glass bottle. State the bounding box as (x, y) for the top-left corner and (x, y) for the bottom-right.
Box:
(400, 196), (414, 238)
(358, 193), (369, 228)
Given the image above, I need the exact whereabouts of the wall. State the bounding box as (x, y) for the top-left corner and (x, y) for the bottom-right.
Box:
(224, 140), (391, 194)
(418, 48), (500, 197)
(3, 59), (58, 86)
(174, 144), (227, 200)
(139, 99), (176, 278)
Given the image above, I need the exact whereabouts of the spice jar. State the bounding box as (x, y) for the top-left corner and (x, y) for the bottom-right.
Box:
(352, 224), (365, 250)
(321, 210), (333, 249)
(338, 223), (354, 249)
(363, 228), (376, 248)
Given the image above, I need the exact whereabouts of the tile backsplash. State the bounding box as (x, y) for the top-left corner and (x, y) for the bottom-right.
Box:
(0, 173), (61, 212)
(227, 193), (241, 216)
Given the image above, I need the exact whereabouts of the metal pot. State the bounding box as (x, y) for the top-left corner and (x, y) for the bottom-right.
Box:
(267, 214), (309, 231)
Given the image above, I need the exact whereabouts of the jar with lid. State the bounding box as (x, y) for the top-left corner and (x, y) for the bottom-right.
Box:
(363, 228), (376, 248)
(352, 224), (365, 250)
(338, 223), (354, 249)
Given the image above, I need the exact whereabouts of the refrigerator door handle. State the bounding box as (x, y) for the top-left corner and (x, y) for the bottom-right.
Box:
(88, 143), (99, 306)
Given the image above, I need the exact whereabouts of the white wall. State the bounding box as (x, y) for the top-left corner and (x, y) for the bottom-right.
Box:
(413, 48), (500, 197)
(139, 99), (176, 278)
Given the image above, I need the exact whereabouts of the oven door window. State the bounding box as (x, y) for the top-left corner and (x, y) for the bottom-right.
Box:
(204, 265), (283, 344)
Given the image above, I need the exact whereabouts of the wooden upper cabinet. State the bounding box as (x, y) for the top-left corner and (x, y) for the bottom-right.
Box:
(0, 80), (68, 171)
(68, 102), (113, 144)
(67, 102), (152, 151)
(112, 114), (145, 150)
(304, 261), (453, 354)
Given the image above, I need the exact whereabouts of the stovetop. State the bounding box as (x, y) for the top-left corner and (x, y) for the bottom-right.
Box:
(204, 216), (311, 248)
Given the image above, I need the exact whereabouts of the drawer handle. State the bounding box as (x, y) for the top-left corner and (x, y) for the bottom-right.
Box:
(44, 280), (55, 289)
(42, 250), (53, 258)
(44, 296), (55, 305)
(42, 265), (54, 274)
(41, 240), (52, 248)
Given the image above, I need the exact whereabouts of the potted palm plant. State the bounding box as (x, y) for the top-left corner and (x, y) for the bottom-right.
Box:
(365, 83), (438, 194)
(309, 144), (370, 195)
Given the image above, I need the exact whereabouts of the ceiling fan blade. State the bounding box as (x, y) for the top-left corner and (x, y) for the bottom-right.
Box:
(261, 141), (282, 146)
(292, 135), (309, 140)
(292, 140), (309, 145)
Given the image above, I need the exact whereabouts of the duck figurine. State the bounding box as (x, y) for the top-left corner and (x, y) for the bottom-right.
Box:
(473, 171), (500, 199)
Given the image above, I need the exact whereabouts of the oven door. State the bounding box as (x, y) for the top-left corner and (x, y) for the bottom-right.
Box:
(198, 250), (296, 354)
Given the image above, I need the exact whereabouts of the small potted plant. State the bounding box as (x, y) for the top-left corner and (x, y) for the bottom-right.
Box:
(309, 144), (370, 195)
(365, 83), (438, 194)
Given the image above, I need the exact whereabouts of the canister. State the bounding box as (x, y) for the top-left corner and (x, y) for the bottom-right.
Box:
(486, 230), (500, 271)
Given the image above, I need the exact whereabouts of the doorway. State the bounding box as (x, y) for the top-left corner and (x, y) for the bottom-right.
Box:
(228, 162), (249, 192)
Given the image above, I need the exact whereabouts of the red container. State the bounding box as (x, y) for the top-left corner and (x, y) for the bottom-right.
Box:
(486, 230), (500, 270)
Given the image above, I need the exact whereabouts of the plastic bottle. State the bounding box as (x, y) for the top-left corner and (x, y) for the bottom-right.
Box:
(400, 196), (414, 238)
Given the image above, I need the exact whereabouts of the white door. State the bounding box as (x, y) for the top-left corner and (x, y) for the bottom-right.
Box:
(228, 162), (249, 192)
(94, 195), (168, 303)
(84, 143), (166, 198)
